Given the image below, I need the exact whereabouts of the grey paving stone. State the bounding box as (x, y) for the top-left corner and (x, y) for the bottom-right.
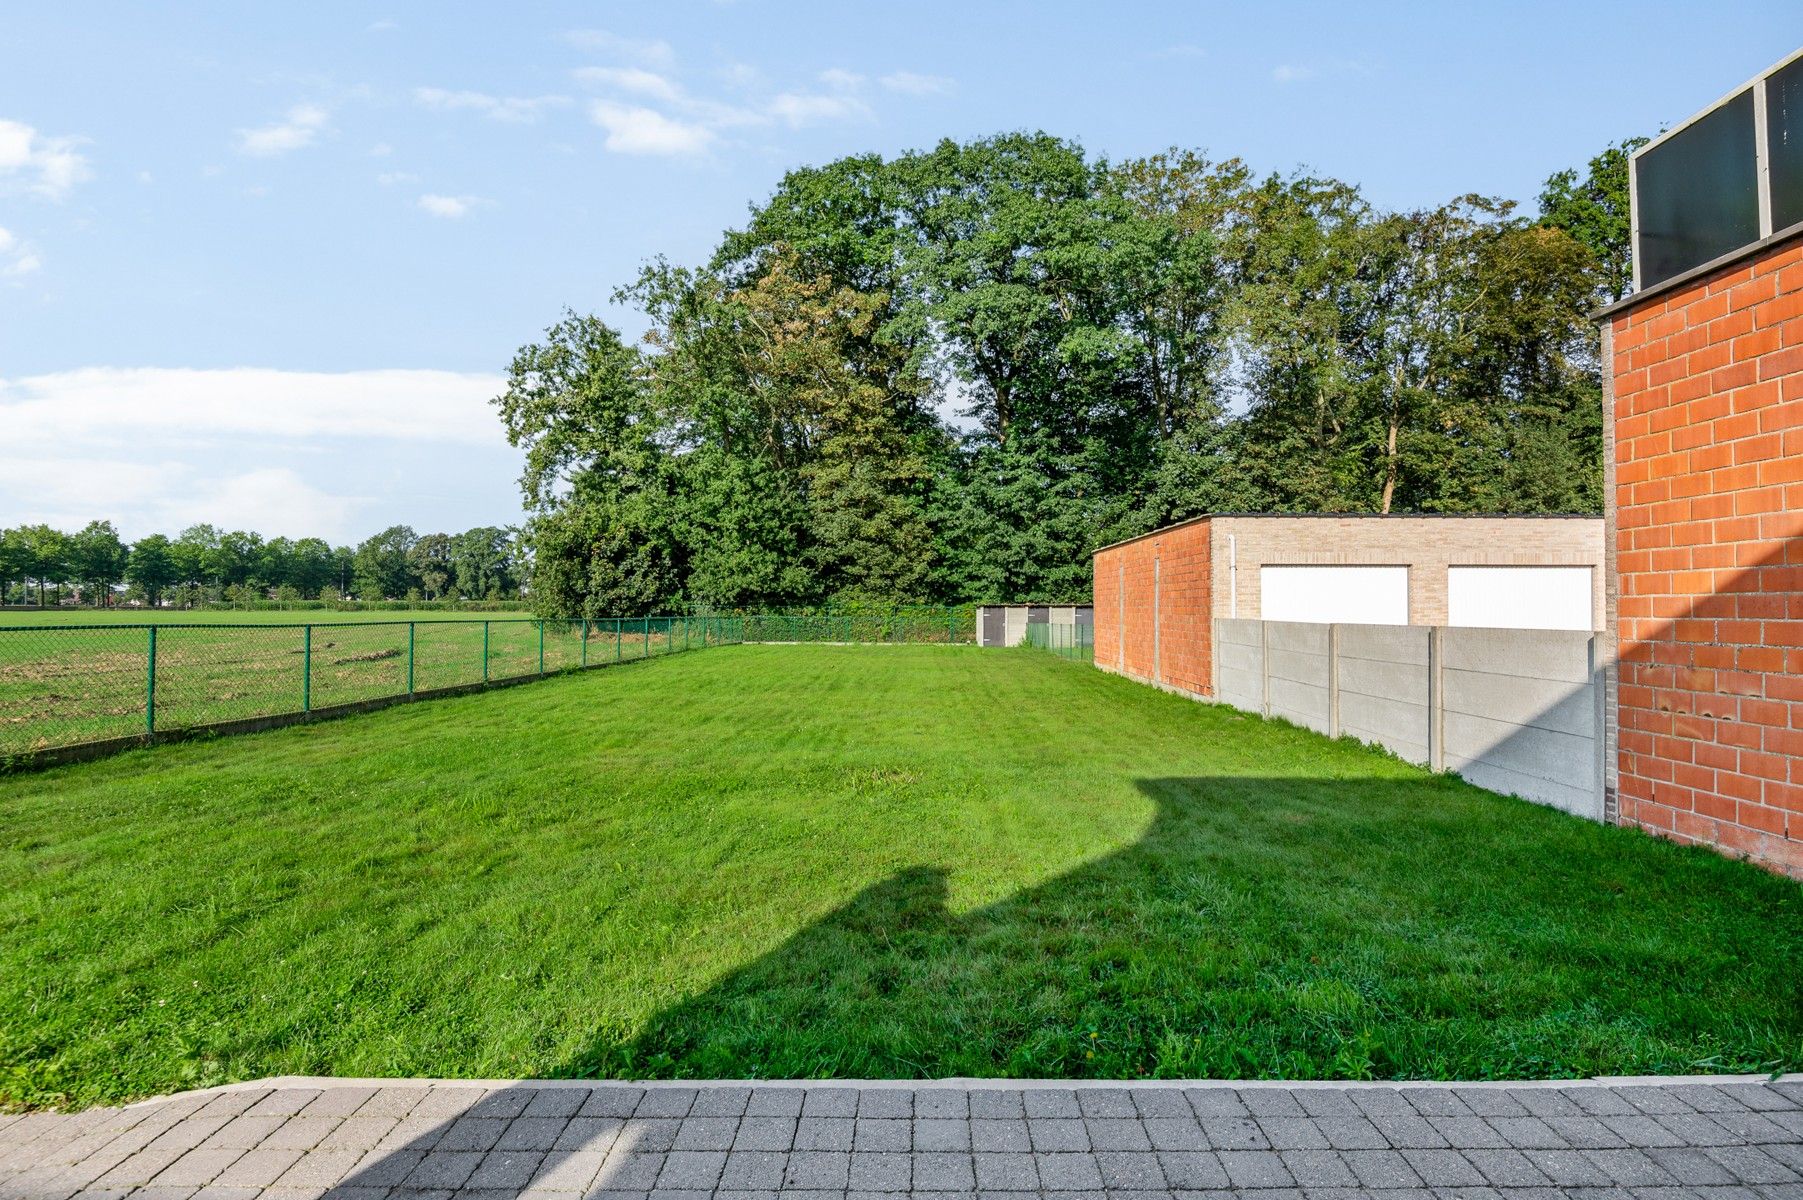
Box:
(355, 1089), (429, 1119)
(971, 1152), (1036, 1191)
(1343, 1149), (1423, 1189)
(1715, 1110), (1795, 1143)
(1600, 1113), (1689, 1148)
(1488, 1118), (1568, 1150)
(1657, 1112), (1743, 1146)
(1278, 1148), (1357, 1187)
(409, 1089), (485, 1121)
(671, 1117), (738, 1152)
(1583, 1147), (1680, 1186)
(1021, 1091), (1080, 1119)
(1294, 1091), (1360, 1118)
(1095, 1151), (1166, 1190)
(247, 1091), (323, 1119)
(1184, 1090), (1250, 1118)
(1701, 1144), (1801, 1184)
(1240, 1091), (1308, 1119)
(970, 1120), (1030, 1153)
(146, 1147), (246, 1187)
(315, 1116), (399, 1152)
(632, 1091), (696, 1120)
(1348, 1089), (1414, 1118)
(1542, 1115), (1627, 1149)
(655, 1150), (726, 1190)
(800, 1090), (859, 1118)
(1667, 1086), (1751, 1114)
(793, 1118), (854, 1152)
(1031, 1153), (1100, 1191)
(1315, 1116), (1387, 1151)
(915, 1120), (970, 1152)
(523, 1090), (591, 1119)
(1027, 1119), (1089, 1153)
(616, 1119), (681, 1154)
(203, 1115), (287, 1149)
(465, 1150), (546, 1190)
(1459, 1148), (1551, 1187)
(857, 1091), (913, 1120)
(433, 1120), (508, 1153)
(1259, 1118), (1330, 1151)
(212, 1147), (305, 1188)
(1131, 1090), (1192, 1120)
(1424, 1116), (1508, 1149)
(733, 1117), (797, 1152)
(1077, 1089), (1137, 1119)
(689, 1088), (752, 1118)
(1402, 1148), (1487, 1187)
(719, 1150), (788, 1190)
(554, 1116), (625, 1153)
(1619, 1087), (1699, 1116)
(1507, 1090), (1583, 1119)
(594, 1152), (665, 1192)
(1520, 1149), (1614, 1187)
(1647, 1145), (1742, 1185)
(527, 1147), (608, 1191)
(854, 1120), (911, 1153)
(968, 1092), (1024, 1120)
(581, 1089), (646, 1119)
(784, 1151), (851, 1190)
(400, 1151), (484, 1190)
(745, 1089), (805, 1118)
(1402, 1090), (1473, 1119)
(343, 1147), (425, 1187)
(848, 1152), (910, 1191)
(1376, 1114), (1451, 1149)
(1155, 1151), (1229, 1190)
(1085, 1118), (1152, 1151)
(1217, 1149), (1294, 1188)
(917, 1093), (970, 1121)
(499, 1117), (572, 1152)
(1565, 1088), (1638, 1117)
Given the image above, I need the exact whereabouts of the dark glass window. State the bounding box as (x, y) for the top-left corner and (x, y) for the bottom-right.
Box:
(1770, 57), (1803, 233)
(1636, 88), (1760, 287)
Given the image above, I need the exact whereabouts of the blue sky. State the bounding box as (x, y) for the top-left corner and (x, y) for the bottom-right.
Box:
(2, 2), (1799, 544)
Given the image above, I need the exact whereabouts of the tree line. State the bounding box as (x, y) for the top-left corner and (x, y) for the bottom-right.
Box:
(0, 521), (523, 607)
(499, 132), (1640, 616)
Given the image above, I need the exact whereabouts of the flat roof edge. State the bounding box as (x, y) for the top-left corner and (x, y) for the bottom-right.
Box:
(1091, 512), (1602, 558)
(1596, 220), (1803, 321)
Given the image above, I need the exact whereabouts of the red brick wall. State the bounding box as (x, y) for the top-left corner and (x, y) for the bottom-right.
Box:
(1611, 234), (1803, 877)
(1092, 518), (1214, 697)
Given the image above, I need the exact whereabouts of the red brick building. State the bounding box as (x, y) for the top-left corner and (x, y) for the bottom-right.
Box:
(1605, 236), (1803, 877)
(1600, 48), (1803, 877)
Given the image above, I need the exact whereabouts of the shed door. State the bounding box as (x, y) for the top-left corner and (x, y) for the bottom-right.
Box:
(1448, 566), (1593, 631)
(1260, 565), (1408, 625)
(980, 607), (1005, 647)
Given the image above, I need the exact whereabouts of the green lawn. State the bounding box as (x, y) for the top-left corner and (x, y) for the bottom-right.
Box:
(0, 608), (518, 625)
(1, 645), (1798, 1109)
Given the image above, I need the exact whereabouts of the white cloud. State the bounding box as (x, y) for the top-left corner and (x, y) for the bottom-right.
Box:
(767, 91), (871, 127)
(589, 102), (714, 156)
(235, 104), (330, 156)
(818, 68), (865, 91)
(0, 367), (507, 448)
(0, 225), (41, 279)
(369, 142), (394, 157)
(879, 71), (954, 96)
(417, 192), (485, 218)
(0, 368), (519, 541)
(563, 29), (675, 68)
(0, 117), (92, 199)
(571, 66), (682, 103)
(413, 87), (570, 123)
(1272, 64), (1316, 83)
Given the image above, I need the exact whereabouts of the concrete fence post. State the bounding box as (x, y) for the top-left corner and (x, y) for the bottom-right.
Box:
(1428, 624), (1445, 773)
(1590, 634), (1607, 822)
(1260, 620), (1271, 717)
(1327, 623), (1341, 739)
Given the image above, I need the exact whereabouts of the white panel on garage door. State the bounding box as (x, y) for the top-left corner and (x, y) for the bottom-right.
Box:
(1259, 565), (1408, 625)
(1448, 565), (1593, 631)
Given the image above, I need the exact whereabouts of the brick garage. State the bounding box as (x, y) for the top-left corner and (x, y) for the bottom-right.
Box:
(1092, 514), (1604, 700)
(1604, 232), (1803, 877)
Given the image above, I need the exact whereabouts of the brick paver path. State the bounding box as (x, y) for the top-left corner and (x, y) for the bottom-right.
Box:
(3, 1075), (1801, 1200)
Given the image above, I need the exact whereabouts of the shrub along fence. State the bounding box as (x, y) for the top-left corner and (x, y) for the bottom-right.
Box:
(0, 612), (975, 765)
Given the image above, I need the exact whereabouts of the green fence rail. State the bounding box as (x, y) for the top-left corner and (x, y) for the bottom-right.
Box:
(1023, 621), (1094, 663)
(0, 611), (976, 759)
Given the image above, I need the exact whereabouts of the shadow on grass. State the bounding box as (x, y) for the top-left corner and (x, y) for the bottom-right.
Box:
(566, 774), (1803, 1084)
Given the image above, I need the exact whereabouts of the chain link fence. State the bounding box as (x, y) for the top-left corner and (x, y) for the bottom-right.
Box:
(0, 616), (750, 759)
(1024, 621), (1094, 663)
(0, 612), (978, 760)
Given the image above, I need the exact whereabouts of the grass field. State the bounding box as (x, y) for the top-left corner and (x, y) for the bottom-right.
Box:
(1, 644), (1799, 1110)
(0, 609), (520, 625)
(0, 615), (713, 755)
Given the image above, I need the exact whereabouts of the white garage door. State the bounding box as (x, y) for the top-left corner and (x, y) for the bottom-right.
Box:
(1260, 565), (1408, 625)
(1448, 566), (1593, 631)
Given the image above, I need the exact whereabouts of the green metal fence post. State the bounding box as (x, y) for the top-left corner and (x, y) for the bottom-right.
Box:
(303, 624), (312, 713)
(644, 616), (650, 659)
(407, 622), (416, 697)
(482, 620), (490, 682)
(581, 618), (589, 667)
(145, 625), (157, 737)
(684, 617), (690, 652)
(615, 618), (621, 662)
(538, 620), (545, 675)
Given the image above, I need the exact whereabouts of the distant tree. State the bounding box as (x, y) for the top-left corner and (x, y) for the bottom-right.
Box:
(66, 520), (129, 605)
(1538, 137), (1647, 304)
(0, 528), (25, 603)
(352, 525), (418, 600)
(450, 527), (516, 599)
(407, 533), (453, 600)
(288, 537), (336, 599)
(125, 533), (177, 606)
(18, 524), (70, 605)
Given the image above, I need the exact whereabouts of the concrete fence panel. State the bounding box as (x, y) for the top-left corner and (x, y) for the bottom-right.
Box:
(1264, 621), (1332, 735)
(1194, 618), (1602, 821)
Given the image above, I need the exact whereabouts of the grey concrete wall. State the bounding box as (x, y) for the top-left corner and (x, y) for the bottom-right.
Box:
(1207, 618), (1602, 821)
(1440, 627), (1601, 820)
(1214, 618), (1264, 712)
(1264, 621), (1332, 736)
(1337, 624), (1433, 767)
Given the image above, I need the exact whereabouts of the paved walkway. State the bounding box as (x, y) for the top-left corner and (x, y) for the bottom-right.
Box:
(3, 1076), (1801, 1200)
